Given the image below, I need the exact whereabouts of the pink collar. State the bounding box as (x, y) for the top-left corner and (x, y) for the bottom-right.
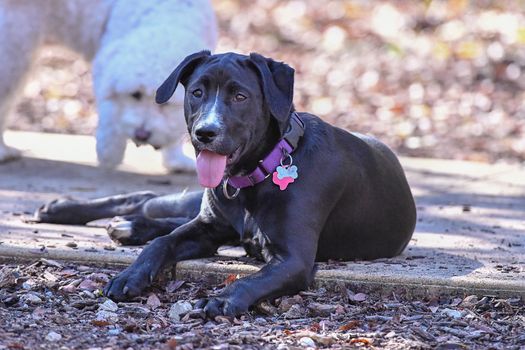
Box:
(225, 113), (305, 191)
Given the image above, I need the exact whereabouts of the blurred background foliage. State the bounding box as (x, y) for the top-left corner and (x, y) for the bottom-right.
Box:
(9, 0), (525, 163)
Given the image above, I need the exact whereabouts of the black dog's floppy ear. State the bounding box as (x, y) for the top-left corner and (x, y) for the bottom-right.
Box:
(249, 53), (295, 135)
(155, 50), (211, 104)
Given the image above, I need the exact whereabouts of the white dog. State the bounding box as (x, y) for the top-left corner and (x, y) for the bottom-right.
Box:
(0, 0), (217, 171)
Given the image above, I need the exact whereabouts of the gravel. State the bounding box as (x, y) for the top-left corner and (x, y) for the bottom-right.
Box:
(0, 260), (523, 349)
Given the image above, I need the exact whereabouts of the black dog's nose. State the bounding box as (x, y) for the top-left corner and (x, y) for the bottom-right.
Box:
(195, 126), (219, 144)
(134, 128), (151, 142)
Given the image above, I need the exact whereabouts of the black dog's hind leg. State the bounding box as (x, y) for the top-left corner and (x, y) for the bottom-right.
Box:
(103, 191), (204, 245)
(34, 191), (158, 225)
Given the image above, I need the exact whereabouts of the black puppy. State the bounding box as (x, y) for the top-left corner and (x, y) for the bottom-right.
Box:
(35, 51), (416, 317)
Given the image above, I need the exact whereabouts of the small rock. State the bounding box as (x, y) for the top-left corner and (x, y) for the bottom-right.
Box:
(22, 280), (36, 290)
(120, 305), (150, 317)
(66, 242), (77, 248)
(96, 310), (118, 322)
(99, 299), (118, 312)
(307, 302), (338, 317)
(108, 328), (121, 336)
(441, 308), (462, 319)
(81, 290), (95, 299)
(32, 306), (46, 320)
(460, 295), (479, 308)
(284, 304), (304, 319)
(45, 331), (62, 341)
(22, 293), (42, 305)
(60, 283), (77, 293)
(298, 336), (316, 347)
(254, 317), (267, 325)
(350, 293), (368, 302)
(168, 300), (193, 322)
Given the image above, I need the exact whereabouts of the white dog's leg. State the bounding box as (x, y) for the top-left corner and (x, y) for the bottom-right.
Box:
(162, 138), (196, 173)
(0, 6), (42, 163)
(95, 99), (128, 169)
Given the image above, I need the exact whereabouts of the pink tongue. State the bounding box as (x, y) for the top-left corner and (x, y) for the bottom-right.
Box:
(196, 150), (227, 188)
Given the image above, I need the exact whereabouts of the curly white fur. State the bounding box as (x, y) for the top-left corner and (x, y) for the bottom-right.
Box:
(0, 0), (217, 171)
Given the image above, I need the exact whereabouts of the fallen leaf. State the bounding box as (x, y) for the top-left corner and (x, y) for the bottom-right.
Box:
(339, 320), (360, 331)
(223, 274), (238, 286)
(146, 293), (161, 310)
(310, 322), (321, 332)
(166, 338), (178, 349)
(78, 278), (101, 291)
(91, 319), (111, 327)
(40, 258), (62, 268)
(214, 315), (232, 324)
(350, 337), (372, 346)
(56, 269), (78, 277)
(88, 273), (109, 283)
(166, 280), (185, 293)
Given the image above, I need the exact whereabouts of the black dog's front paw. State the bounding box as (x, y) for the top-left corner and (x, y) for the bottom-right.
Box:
(195, 295), (250, 318)
(104, 265), (153, 301)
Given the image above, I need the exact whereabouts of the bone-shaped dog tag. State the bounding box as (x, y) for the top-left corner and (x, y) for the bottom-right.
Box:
(272, 165), (298, 190)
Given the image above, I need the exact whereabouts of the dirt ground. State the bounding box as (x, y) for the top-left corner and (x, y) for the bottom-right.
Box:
(0, 259), (523, 350)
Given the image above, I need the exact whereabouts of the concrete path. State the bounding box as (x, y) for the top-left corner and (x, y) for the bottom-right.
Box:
(1, 130), (524, 297)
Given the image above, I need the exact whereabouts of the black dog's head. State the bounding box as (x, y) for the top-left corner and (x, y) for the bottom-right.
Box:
(156, 51), (295, 188)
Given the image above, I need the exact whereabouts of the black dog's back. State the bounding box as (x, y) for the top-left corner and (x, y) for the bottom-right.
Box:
(293, 114), (416, 261)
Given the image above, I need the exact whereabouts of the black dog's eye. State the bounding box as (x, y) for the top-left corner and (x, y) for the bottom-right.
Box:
(131, 91), (143, 100)
(233, 93), (247, 102)
(192, 89), (203, 98)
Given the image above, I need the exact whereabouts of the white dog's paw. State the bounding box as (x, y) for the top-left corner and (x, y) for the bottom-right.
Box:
(162, 144), (196, 173)
(0, 144), (22, 163)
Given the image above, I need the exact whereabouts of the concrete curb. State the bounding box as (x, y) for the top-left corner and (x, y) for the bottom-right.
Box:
(2, 244), (523, 298)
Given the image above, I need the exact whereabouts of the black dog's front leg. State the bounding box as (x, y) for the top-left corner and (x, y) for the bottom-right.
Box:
(104, 218), (236, 300)
(199, 255), (314, 317)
